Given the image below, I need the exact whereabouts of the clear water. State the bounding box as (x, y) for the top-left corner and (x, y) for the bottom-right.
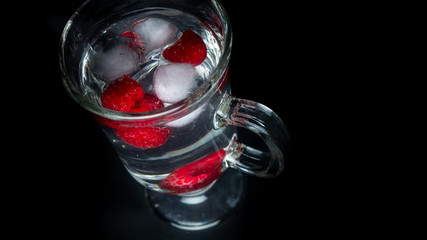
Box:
(79, 8), (234, 192)
(80, 8), (222, 106)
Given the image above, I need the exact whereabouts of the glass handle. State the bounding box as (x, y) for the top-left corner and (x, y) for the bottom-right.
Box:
(214, 94), (289, 178)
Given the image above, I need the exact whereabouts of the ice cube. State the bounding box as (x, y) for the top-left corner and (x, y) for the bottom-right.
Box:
(93, 44), (139, 81)
(133, 17), (178, 52)
(166, 104), (206, 127)
(153, 63), (197, 103)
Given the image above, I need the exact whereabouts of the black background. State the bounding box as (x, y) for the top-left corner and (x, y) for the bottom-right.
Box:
(7, 0), (377, 238)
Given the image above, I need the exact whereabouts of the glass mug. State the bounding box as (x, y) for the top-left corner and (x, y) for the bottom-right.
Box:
(60, 0), (289, 230)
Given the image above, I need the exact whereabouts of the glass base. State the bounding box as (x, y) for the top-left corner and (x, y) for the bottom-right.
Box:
(146, 169), (246, 231)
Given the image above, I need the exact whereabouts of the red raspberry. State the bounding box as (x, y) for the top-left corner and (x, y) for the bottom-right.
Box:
(130, 93), (164, 112)
(115, 127), (172, 149)
(98, 76), (172, 149)
(159, 149), (226, 193)
(100, 75), (144, 112)
(117, 93), (171, 149)
(96, 93), (165, 129)
(162, 30), (207, 66)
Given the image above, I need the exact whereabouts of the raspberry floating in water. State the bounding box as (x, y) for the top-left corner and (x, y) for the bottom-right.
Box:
(163, 30), (207, 66)
(100, 75), (144, 112)
(115, 127), (172, 149)
(159, 149), (226, 193)
(99, 76), (172, 149)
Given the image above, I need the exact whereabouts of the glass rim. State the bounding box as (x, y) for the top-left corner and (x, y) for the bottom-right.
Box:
(59, 0), (232, 122)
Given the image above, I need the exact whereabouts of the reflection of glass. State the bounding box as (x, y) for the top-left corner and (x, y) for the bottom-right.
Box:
(60, 0), (289, 230)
